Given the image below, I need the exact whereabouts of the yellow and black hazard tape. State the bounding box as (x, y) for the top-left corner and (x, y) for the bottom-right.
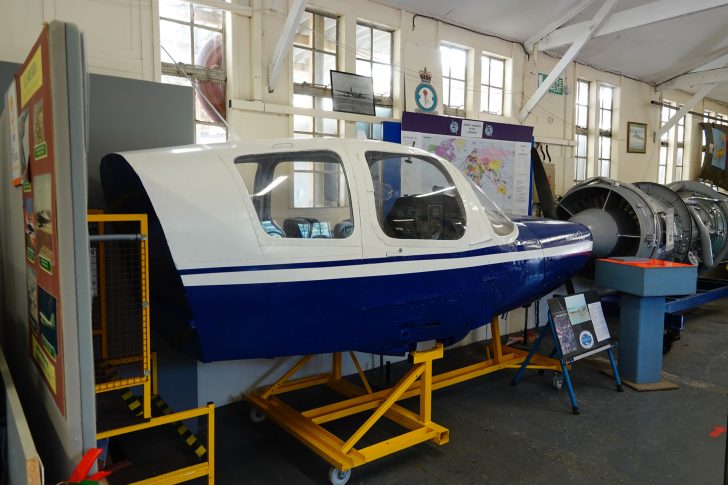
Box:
(152, 395), (207, 459)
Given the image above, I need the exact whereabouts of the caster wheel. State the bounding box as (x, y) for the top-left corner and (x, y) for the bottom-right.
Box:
(328, 467), (351, 485)
(552, 373), (564, 390)
(249, 408), (267, 424)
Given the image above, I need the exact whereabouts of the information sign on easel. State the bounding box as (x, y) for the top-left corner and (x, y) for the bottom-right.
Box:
(511, 291), (622, 414)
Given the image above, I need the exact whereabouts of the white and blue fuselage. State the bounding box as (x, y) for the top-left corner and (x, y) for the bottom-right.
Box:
(100, 139), (592, 362)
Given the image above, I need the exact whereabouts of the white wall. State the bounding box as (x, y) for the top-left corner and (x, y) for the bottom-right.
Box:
(4, 0), (728, 407)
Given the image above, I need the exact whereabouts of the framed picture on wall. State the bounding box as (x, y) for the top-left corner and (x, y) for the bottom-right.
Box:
(627, 122), (647, 153)
(330, 70), (375, 116)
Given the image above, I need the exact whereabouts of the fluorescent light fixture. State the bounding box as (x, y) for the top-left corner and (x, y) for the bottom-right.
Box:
(253, 175), (288, 196)
(415, 186), (456, 198)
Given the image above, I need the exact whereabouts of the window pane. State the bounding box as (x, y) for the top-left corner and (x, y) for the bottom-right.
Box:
(196, 123), (226, 144)
(372, 63), (392, 96)
(440, 46), (450, 77)
(356, 59), (371, 77)
(576, 134), (587, 157)
(677, 121), (685, 142)
(600, 86), (612, 108)
(442, 78), (450, 106)
(450, 80), (465, 108)
(160, 0), (190, 22)
(356, 24), (371, 59)
(161, 74), (192, 87)
(659, 145), (668, 165)
(160, 20), (192, 64)
(577, 81), (588, 105)
(293, 94), (313, 108)
(315, 117), (338, 135)
(323, 16), (337, 53)
(658, 165), (666, 184)
(451, 48), (467, 80)
(575, 158), (585, 180)
(676, 147), (684, 167)
(600, 136), (611, 159)
(318, 96), (333, 112)
(314, 52), (336, 85)
(194, 28), (222, 68)
(375, 105), (392, 117)
(365, 152), (467, 240)
(599, 159), (610, 177)
(294, 12), (313, 47)
(294, 172), (314, 208)
(481, 58), (490, 88)
(193, 6), (223, 29)
(576, 106), (587, 128)
(480, 88), (489, 112)
(372, 29), (391, 63)
(292, 47), (312, 83)
(600, 110), (611, 131)
(675, 166), (683, 181)
(293, 114), (313, 133)
(490, 58), (504, 88)
(489, 87), (503, 115)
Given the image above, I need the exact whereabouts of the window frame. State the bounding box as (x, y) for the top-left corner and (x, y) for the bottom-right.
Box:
(293, 10), (340, 138)
(574, 79), (590, 181)
(480, 54), (505, 116)
(159, 1), (228, 143)
(355, 21), (395, 139)
(440, 43), (468, 118)
(597, 84), (614, 178)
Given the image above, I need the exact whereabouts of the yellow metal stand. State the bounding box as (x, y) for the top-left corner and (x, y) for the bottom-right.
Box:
(248, 317), (563, 481)
(248, 344), (449, 476)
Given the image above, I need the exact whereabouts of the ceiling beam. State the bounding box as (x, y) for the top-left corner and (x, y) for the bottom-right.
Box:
(657, 67), (728, 91)
(191, 0), (253, 16)
(655, 83), (717, 140)
(268, 0), (307, 93)
(525, 0), (596, 53)
(537, 0), (728, 52)
(519, 0), (617, 123)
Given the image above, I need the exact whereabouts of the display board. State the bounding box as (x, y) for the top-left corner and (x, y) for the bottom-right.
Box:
(14, 25), (66, 415)
(547, 291), (611, 361)
(401, 111), (533, 215)
(698, 122), (728, 189)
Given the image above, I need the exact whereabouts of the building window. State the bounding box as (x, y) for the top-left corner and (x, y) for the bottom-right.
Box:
(159, 0), (227, 144)
(597, 85), (614, 178)
(659, 102), (686, 184)
(293, 10), (339, 138)
(355, 22), (394, 139)
(480, 54), (504, 115)
(440, 44), (467, 117)
(574, 80), (589, 181)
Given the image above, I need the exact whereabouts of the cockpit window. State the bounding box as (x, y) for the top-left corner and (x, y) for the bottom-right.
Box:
(365, 152), (466, 240)
(235, 151), (354, 239)
(466, 178), (515, 236)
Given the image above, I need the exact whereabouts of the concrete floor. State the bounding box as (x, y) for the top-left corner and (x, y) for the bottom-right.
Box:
(208, 297), (728, 485)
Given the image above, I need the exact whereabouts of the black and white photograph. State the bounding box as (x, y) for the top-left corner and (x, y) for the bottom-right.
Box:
(330, 70), (375, 116)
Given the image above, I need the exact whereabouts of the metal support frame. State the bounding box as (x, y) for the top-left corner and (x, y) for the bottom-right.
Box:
(655, 83), (717, 141)
(537, 0), (728, 52)
(89, 213), (152, 419)
(267, 0), (307, 93)
(247, 317), (563, 476)
(519, 0), (617, 123)
(525, 0), (597, 53)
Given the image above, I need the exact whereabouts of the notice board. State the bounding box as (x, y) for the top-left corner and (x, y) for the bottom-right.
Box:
(548, 291), (611, 361)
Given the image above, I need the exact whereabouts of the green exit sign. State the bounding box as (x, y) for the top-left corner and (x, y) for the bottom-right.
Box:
(538, 73), (564, 95)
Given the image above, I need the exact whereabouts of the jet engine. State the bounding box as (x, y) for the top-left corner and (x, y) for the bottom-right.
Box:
(555, 178), (728, 273)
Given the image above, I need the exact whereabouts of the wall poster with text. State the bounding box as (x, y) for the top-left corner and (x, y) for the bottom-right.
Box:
(16, 25), (65, 415)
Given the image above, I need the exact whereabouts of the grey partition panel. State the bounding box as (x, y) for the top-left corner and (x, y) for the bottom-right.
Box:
(87, 75), (195, 209)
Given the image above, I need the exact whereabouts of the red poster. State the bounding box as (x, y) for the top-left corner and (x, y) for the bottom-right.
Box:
(17, 25), (65, 416)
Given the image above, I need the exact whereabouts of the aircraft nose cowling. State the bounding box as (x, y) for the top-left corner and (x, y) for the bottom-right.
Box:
(519, 218), (593, 292)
